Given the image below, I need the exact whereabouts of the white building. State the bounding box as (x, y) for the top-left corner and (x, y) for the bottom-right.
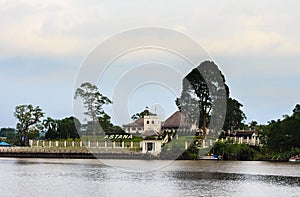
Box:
(123, 114), (161, 135)
(122, 118), (144, 134)
(141, 140), (162, 156)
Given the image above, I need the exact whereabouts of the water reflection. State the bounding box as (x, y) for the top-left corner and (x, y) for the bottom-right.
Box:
(0, 158), (300, 197)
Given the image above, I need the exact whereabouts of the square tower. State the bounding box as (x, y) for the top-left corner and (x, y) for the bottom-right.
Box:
(143, 115), (161, 132)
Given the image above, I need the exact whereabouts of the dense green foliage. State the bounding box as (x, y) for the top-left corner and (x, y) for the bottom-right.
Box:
(131, 107), (153, 120)
(259, 104), (300, 154)
(83, 113), (124, 135)
(14, 104), (45, 146)
(176, 61), (228, 132)
(176, 61), (246, 134)
(43, 117), (59, 140)
(223, 98), (246, 131)
(211, 140), (262, 160)
(0, 128), (18, 145)
(208, 104), (300, 161)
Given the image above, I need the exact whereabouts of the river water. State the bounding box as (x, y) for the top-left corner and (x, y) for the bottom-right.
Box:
(0, 158), (299, 197)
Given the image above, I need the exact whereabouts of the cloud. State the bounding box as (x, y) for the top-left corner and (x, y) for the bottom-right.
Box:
(174, 25), (188, 33)
(1, 1), (300, 59)
(201, 16), (297, 56)
(1, 0), (300, 127)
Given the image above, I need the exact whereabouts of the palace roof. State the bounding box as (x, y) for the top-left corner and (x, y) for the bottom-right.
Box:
(123, 117), (144, 127)
(161, 111), (190, 129)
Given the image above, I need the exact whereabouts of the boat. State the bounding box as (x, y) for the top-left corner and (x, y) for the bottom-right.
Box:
(199, 154), (222, 160)
(289, 155), (300, 162)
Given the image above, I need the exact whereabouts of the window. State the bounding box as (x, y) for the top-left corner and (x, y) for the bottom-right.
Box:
(146, 121), (149, 124)
(152, 120), (154, 124)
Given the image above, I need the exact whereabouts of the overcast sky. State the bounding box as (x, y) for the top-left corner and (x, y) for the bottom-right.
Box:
(0, 0), (299, 128)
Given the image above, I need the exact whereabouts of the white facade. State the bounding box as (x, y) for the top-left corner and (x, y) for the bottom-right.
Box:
(143, 115), (161, 132)
(142, 140), (162, 156)
(125, 126), (143, 134)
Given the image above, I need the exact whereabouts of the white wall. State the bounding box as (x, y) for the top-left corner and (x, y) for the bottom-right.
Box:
(144, 115), (161, 132)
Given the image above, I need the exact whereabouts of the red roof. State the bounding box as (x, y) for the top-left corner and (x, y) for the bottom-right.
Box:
(162, 111), (190, 129)
(123, 118), (144, 127)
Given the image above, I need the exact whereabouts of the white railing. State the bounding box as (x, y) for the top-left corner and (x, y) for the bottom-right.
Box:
(28, 139), (141, 149)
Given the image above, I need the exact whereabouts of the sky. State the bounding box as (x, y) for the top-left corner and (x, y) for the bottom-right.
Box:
(0, 0), (300, 128)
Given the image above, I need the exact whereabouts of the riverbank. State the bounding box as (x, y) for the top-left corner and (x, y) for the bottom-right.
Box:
(0, 147), (156, 159)
(0, 151), (155, 159)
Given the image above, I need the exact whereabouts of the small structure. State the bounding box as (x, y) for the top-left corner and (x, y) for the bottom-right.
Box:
(141, 140), (162, 156)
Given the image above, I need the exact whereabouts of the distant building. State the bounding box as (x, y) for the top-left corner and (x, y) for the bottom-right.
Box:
(141, 140), (162, 156)
(123, 114), (162, 135)
(161, 111), (191, 131)
(219, 130), (260, 146)
(123, 118), (144, 134)
(144, 115), (161, 133)
(123, 111), (194, 136)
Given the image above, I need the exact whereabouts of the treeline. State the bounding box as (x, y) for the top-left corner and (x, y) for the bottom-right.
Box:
(257, 104), (300, 160)
(207, 104), (300, 161)
(2, 61), (300, 161)
(1, 108), (122, 147)
(0, 82), (123, 146)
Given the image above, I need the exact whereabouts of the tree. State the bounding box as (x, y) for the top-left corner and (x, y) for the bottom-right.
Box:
(284, 104), (300, 150)
(259, 104), (300, 153)
(98, 113), (113, 133)
(43, 117), (59, 140)
(131, 107), (153, 120)
(14, 104), (44, 146)
(249, 120), (257, 130)
(74, 82), (112, 135)
(84, 113), (124, 135)
(176, 61), (228, 136)
(223, 98), (246, 131)
(57, 117), (81, 139)
(292, 104), (300, 117)
(43, 117), (82, 140)
(0, 128), (18, 145)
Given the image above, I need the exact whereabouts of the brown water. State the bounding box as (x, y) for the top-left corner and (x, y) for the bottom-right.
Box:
(0, 158), (299, 197)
